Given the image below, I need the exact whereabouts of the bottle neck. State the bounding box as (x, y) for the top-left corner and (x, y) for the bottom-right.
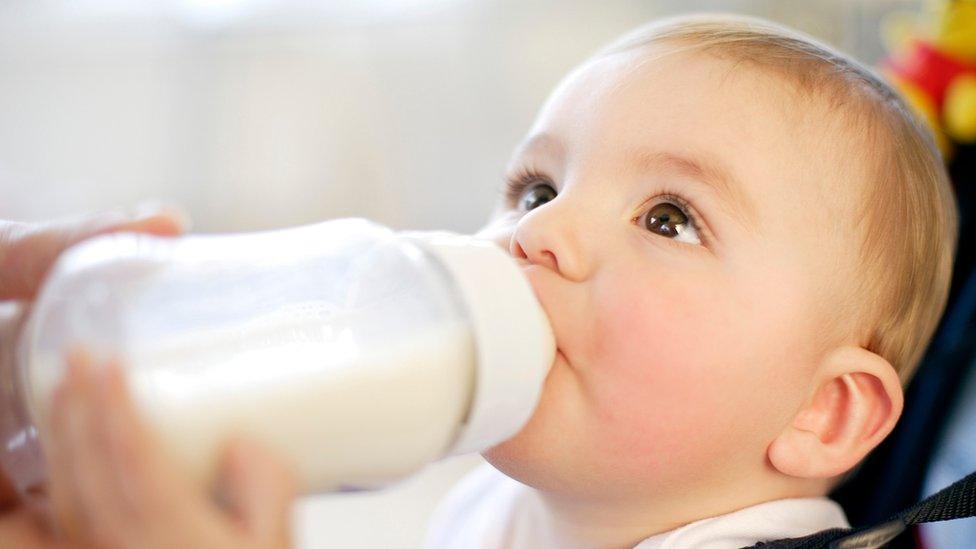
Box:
(400, 232), (555, 456)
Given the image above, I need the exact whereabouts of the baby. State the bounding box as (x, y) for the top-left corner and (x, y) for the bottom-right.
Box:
(423, 13), (958, 549)
(19, 12), (958, 549)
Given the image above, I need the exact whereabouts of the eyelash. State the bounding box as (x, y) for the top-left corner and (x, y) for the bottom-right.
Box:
(503, 168), (709, 247)
(503, 166), (546, 205)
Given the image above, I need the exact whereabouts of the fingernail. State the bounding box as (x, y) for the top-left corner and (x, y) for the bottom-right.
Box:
(130, 201), (193, 231)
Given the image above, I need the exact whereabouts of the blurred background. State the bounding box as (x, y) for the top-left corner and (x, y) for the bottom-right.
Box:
(0, 1), (927, 547)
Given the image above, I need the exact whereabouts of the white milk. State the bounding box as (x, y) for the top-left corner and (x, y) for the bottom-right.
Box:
(29, 319), (474, 493)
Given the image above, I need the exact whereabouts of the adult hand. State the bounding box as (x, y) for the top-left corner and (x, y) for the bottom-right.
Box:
(46, 351), (297, 549)
(0, 207), (188, 508)
(0, 208), (187, 301)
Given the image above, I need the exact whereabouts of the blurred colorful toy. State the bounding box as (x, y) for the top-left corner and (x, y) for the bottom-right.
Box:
(881, 0), (976, 157)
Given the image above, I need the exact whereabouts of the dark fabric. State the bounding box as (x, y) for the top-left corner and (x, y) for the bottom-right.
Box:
(902, 470), (976, 525)
(745, 471), (976, 549)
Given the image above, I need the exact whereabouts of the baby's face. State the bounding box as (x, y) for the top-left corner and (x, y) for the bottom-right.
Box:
(476, 45), (867, 504)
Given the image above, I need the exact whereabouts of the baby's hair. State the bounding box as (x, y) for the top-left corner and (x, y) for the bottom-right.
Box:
(596, 14), (958, 384)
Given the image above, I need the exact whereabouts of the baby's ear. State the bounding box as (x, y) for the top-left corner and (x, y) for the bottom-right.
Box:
(767, 346), (904, 480)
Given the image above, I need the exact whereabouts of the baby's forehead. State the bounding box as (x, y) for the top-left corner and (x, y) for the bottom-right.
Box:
(581, 45), (850, 137)
(540, 45), (868, 213)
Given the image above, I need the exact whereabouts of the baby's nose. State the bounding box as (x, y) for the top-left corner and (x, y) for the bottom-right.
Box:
(509, 205), (589, 282)
(511, 239), (559, 271)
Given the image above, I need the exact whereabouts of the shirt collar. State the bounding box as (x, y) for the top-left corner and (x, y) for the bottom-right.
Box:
(634, 497), (849, 549)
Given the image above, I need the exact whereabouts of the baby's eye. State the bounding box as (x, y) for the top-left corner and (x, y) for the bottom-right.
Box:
(639, 202), (702, 245)
(517, 182), (557, 211)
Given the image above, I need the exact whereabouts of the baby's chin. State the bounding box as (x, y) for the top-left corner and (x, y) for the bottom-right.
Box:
(483, 426), (641, 500)
(479, 358), (565, 487)
(480, 347), (643, 495)
(479, 387), (590, 493)
(481, 430), (557, 490)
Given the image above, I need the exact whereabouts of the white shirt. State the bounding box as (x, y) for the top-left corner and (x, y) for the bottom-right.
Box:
(424, 464), (850, 549)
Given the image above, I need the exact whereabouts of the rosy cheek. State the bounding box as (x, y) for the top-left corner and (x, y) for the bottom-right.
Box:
(586, 274), (739, 462)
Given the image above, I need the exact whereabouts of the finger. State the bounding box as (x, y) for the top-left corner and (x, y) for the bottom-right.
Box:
(52, 352), (186, 549)
(0, 205), (189, 301)
(0, 302), (29, 510)
(216, 438), (297, 546)
(0, 507), (74, 549)
(0, 471), (17, 512)
(57, 351), (150, 548)
(52, 355), (222, 549)
(93, 357), (224, 546)
(48, 350), (163, 549)
(45, 351), (101, 545)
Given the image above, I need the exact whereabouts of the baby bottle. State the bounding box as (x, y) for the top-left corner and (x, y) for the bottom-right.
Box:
(0, 218), (554, 502)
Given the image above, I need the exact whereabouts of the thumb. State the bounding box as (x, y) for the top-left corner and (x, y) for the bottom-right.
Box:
(0, 205), (189, 301)
(216, 438), (297, 546)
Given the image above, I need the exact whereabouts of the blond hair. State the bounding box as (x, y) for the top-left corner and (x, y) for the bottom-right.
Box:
(598, 14), (958, 384)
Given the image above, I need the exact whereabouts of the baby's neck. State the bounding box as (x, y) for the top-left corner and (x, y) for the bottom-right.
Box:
(533, 491), (681, 549)
(531, 476), (829, 548)
(535, 491), (704, 549)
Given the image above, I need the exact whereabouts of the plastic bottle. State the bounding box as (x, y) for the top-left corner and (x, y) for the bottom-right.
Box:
(0, 218), (555, 503)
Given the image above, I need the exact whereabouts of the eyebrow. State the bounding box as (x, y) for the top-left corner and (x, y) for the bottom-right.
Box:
(511, 133), (566, 167)
(631, 150), (757, 228)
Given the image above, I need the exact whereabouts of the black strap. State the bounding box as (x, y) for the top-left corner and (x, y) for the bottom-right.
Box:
(745, 470), (976, 549)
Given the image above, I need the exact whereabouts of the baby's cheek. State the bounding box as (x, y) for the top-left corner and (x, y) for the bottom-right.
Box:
(586, 278), (744, 468)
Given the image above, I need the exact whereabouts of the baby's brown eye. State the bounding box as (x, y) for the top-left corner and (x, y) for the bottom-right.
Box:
(644, 203), (689, 238)
(519, 183), (557, 211)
